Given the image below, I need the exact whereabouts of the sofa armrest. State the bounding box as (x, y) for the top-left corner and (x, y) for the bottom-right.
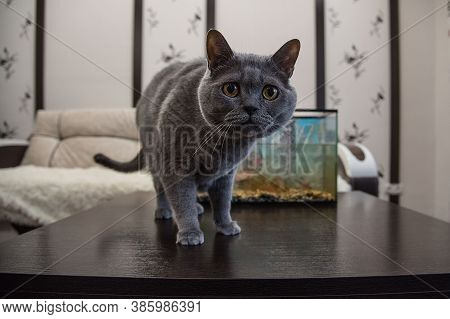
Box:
(0, 139), (29, 168)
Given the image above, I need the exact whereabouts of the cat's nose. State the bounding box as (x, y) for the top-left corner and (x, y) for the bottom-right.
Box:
(244, 105), (258, 115)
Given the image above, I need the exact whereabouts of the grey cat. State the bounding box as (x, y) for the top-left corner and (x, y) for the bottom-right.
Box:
(95, 30), (300, 245)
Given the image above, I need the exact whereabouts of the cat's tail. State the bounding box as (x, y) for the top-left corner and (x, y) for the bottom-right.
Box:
(94, 149), (144, 173)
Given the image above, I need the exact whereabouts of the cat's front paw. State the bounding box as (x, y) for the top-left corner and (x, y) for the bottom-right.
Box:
(176, 230), (205, 246)
(155, 208), (173, 220)
(216, 221), (241, 236)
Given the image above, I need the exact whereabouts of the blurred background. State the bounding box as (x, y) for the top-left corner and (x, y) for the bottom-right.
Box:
(0, 0), (449, 222)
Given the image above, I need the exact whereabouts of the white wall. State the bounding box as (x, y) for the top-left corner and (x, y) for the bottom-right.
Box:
(216, 0), (317, 109)
(325, 0), (391, 200)
(399, 0), (449, 222)
(0, 0), (35, 139)
(44, 0), (133, 109)
(433, 2), (450, 222)
(142, 0), (206, 88)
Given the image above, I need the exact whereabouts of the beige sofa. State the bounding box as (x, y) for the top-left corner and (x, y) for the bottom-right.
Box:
(0, 109), (152, 231)
(21, 109), (140, 168)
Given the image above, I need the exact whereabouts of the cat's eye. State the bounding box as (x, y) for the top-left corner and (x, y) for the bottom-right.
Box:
(262, 85), (279, 101)
(222, 82), (239, 98)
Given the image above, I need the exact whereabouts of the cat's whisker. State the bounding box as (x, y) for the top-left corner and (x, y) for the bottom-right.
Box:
(193, 122), (227, 155)
(200, 123), (227, 147)
(198, 123), (226, 145)
(206, 123), (229, 155)
(220, 124), (232, 152)
(211, 124), (230, 156)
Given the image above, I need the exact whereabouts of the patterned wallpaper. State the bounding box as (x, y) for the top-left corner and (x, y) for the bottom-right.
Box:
(0, 0), (35, 139)
(0, 0), (394, 176)
(142, 0), (206, 87)
(325, 0), (391, 193)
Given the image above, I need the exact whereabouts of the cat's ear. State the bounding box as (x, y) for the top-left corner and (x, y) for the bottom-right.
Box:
(206, 30), (234, 70)
(271, 39), (301, 78)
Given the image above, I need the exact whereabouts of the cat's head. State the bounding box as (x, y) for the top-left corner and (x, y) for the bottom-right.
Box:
(198, 30), (300, 138)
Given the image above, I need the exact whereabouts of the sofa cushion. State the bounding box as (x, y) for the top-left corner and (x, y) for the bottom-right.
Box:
(34, 111), (61, 138)
(21, 136), (59, 166)
(60, 109), (138, 140)
(51, 137), (139, 168)
(22, 109), (140, 168)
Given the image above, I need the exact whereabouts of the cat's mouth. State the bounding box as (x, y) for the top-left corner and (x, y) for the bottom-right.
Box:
(225, 112), (272, 125)
(226, 120), (273, 139)
(221, 110), (274, 138)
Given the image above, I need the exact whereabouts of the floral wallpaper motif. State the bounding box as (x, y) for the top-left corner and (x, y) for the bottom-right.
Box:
(328, 84), (342, 108)
(325, 0), (391, 197)
(0, 120), (17, 138)
(187, 7), (202, 36)
(146, 7), (158, 33)
(19, 12), (33, 39)
(0, 0), (36, 139)
(19, 86), (31, 113)
(328, 7), (341, 32)
(344, 122), (369, 144)
(159, 43), (184, 64)
(342, 44), (367, 78)
(142, 0), (206, 87)
(370, 10), (385, 37)
(370, 86), (385, 115)
(0, 47), (18, 79)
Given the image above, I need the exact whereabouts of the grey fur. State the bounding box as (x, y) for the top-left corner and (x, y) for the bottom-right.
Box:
(96, 30), (300, 245)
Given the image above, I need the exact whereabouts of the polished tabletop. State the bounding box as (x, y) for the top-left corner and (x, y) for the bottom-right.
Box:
(1, 191), (449, 298)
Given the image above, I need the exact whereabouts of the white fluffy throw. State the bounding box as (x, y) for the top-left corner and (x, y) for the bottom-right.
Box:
(0, 165), (154, 226)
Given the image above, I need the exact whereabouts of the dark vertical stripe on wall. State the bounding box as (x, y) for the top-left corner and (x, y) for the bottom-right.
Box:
(133, 0), (143, 107)
(315, 0), (326, 109)
(35, 0), (45, 113)
(389, 0), (401, 204)
(206, 0), (215, 31)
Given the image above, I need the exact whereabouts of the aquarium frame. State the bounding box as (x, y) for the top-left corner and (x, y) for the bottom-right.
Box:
(231, 109), (339, 204)
(294, 108), (337, 119)
(293, 109), (338, 203)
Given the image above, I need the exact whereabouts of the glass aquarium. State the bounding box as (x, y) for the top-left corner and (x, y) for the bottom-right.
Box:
(233, 110), (337, 203)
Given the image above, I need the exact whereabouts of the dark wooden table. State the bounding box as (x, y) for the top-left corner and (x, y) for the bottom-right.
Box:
(1, 191), (449, 298)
